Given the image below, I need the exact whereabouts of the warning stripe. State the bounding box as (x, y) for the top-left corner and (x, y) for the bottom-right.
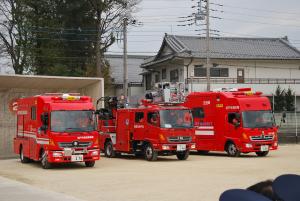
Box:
(17, 131), (49, 145)
(195, 130), (215, 136)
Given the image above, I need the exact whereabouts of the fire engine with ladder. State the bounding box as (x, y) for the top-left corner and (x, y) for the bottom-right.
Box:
(96, 95), (196, 161)
(13, 93), (100, 169)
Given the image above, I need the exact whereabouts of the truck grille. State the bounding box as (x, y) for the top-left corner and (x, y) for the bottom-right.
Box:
(250, 135), (274, 141)
(168, 136), (192, 143)
(58, 141), (92, 148)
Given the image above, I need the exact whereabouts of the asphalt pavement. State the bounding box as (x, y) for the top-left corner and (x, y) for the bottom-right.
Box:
(0, 176), (82, 201)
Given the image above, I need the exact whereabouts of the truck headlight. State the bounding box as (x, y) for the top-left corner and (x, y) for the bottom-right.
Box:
(162, 145), (170, 150)
(191, 144), (196, 149)
(91, 150), (99, 156)
(53, 152), (63, 157)
(245, 143), (253, 148)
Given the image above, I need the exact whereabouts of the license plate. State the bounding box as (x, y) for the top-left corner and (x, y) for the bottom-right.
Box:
(177, 144), (186, 151)
(260, 145), (269, 152)
(71, 155), (83, 162)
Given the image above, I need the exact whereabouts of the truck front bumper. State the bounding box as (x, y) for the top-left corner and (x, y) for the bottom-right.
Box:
(153, 143), (196, 152)
(239, 141), (278, 153)
(48, 149), (100, 163)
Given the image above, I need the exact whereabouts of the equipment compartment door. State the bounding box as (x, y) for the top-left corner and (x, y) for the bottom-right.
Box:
(116, 110), (131, 152)
(17, 115), (24, 137)
(133, 112), (145, 140)
(194, 96), (217, 151)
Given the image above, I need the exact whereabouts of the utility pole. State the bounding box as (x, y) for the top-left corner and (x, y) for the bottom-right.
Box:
(205, 0), (211, 91)
(123, 17), (128, 99)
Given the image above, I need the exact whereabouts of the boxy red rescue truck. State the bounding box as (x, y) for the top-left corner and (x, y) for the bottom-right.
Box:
(182, 88), (278, 157)
(14, 94), (100, 169)
(97, 97), (196, 161)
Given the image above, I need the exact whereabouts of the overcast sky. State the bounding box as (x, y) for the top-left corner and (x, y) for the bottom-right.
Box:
(108, 0), (300, 56)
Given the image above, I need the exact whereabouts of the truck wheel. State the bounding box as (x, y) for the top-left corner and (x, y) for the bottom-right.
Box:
(176, 150), (190, 160)
(226, 142), (240, 157)
(85, 161), (95, 167)
(41, 151), (52, 169)
(144, 143), (158, 161)
(104, 141), (116, 158)
(20, 146), (30, 163)
(256, 151), (269, 157)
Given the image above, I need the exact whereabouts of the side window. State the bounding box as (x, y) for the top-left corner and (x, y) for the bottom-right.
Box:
(135, 112), (144, 123)
(147, 112), (159, 127)
(192, 108), (205, 118)
(228, 113), (240, 125)
(31, 106), (36, 120)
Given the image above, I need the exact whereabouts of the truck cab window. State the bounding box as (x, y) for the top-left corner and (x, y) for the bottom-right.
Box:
(31, 106), (36, 120)
(147, 112), (159, 127)
(192, 108), (205, 118)
(228, 113), (240, 125)
(135, 112), (144, 123)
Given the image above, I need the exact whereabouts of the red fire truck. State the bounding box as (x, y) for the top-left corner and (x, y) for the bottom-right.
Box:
(14, 94), (100, 169)
(182, 88), (278, 157)
(97, 97), (196, 161)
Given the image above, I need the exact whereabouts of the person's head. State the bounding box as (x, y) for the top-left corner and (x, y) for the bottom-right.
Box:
(247, 180), (283, 201)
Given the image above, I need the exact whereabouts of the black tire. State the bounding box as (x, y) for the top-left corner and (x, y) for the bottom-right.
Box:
(226, 142), (240, 157)
(85, 161), (95, 167)
(104, 141), (116, 158)
(197, 150), (209, 155)
(20, 146), (30, 163)
(41, 151), (52, 169)
(144, 143), (158, 161)
(176, 150), (190, 160)
(256, 151), (269, 157)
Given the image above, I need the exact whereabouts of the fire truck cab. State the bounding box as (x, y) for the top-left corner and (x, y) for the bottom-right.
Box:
(98, 98), (196, 161)
(14, 94), (100, 169)
(183, 88), (278, 157)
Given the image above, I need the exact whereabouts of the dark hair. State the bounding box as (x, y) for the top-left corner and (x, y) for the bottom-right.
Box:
(247, 180), (283, 201)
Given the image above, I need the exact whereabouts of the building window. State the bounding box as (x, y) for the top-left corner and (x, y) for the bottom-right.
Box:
(170, 69), (179, 82)
(211, 68), (229, 77)
(162, 69), (166, 80)
(31, 106), (36, 120)
(194, 65), (229, 77)
(194, 65), (206, 77)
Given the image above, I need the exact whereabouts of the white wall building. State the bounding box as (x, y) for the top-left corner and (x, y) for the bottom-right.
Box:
(105, 54), (149, 103)
(141, 34), (300, 110)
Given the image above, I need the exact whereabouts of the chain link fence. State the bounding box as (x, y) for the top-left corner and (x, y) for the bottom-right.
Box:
(274, 112), (299, 144)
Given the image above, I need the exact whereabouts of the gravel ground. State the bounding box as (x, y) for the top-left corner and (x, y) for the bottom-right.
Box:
(0, 145), (299, 201)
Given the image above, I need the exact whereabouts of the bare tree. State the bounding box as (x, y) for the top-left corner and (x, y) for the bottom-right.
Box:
(0, 0), (29, 74)
(88, 0), (140, 77)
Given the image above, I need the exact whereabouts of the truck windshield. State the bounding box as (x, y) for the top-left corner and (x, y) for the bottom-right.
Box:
(160, 110), (193, 128)
(51, 111), (96, 132)
(242, 110), (276, 128)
